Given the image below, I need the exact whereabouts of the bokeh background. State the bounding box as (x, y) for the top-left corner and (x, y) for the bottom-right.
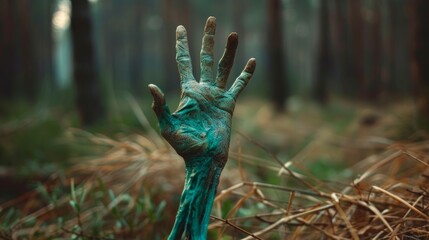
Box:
(1, 0), (420, 117)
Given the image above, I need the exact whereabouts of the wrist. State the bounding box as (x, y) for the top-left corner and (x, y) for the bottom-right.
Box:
(169, 155), (225, 239)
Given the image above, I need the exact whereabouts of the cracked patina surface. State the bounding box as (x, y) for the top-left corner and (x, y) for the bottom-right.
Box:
(148, 16), (256, 240)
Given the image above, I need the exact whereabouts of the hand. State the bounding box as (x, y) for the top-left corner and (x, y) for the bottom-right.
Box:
(149, 16), (256, 165)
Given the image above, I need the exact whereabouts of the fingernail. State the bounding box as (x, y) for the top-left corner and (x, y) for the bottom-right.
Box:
(176, 25), (187, 39)
(245, 58), (256, 73)
(204, 17), (216, 34)
(228, 32), (238, 48)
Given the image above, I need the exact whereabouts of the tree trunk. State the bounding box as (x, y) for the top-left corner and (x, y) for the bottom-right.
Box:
(331, 0), (347, 95)
(70, 0), (105, 126)
(267, 0), (287, 111)
(383, 0), (397, 94)
(348, 0), (365, 99)
(129, 0), (144, 97)
(45, 0), (55, 89)
(413, 0), (429, 125)
(18, 0), (38, 100)
(233, 0), (246, 77)
(314, 0), (329, 104)
(368, 1), (381, 101)
(0, 0), (17, 100)
(162, 0), (180, 93)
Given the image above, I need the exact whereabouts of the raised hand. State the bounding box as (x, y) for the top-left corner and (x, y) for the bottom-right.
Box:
(149, 16), (255, 164)
(148, 16), (256, 239)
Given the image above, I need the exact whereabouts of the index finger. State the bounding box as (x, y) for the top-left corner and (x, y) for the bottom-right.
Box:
(176, 25), (195, 85)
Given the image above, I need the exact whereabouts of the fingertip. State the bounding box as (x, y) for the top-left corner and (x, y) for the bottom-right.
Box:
(176, 25), (187, 39)
(148, 84), (165, 101)
(148, 84), (154, 93)
(207, 16), (216, 22)
(244, 58), (256, 74)
(148, 84), (169, 119)
(148, 84), (159, 95)
(228, 32), (238, 39)
(227, 32), (238, 48)
(204, 16), (216, 34)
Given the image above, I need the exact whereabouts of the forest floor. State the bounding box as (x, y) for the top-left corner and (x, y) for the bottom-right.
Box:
(1, 97), (428, 239)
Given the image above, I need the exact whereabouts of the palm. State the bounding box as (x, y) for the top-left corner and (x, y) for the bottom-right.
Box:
(149, 16), (255, 164)
(166, 83), (234, 159)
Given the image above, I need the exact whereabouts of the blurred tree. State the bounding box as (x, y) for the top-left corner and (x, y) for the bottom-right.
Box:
(413, 0), (429, 124)
(232, 0), (246, 77)
(177, 0), (196, 79)
(161, 0), (193, 93)
(129, 0), (145, 96)
(267, 0), (287, 111)
(1, 0), (56, 103)
(162, 0), (179, 93)
(368, 0), (381, 101)
(347, 0), (364, 99)
(382, 0), (397, 93)
(0, 0), (39, 101)
(331, 0), (347, 94)
(18, 0), (38, 100)
(39, 0), (55, 90)
(313, 0), (329, 104)
(70, 0), (105, 126)
(233, 0), (244, 46)
(97, 0), (115, 88)
(0, 0), (17, 100)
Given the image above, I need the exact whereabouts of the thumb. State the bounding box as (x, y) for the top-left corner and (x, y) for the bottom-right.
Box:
(148, 84), (171, 121)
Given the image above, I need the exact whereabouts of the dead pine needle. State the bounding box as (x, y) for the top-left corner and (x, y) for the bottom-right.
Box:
(331, 193), (359, 240)
(372, 186), (429, 220)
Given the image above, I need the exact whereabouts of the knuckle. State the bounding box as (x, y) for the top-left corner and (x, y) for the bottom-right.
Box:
(176, 55), (191, 63)
(200, 54), (214, 65)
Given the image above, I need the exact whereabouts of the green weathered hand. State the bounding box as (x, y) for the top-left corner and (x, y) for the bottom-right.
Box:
(149, 16), (255, 162)
(149, 16), (255, 239)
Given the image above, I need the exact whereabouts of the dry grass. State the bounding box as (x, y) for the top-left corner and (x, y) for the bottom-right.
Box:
(1, 99), (428, 239)
(0, 128), (184, 239)
(211, 140), (429, 239)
